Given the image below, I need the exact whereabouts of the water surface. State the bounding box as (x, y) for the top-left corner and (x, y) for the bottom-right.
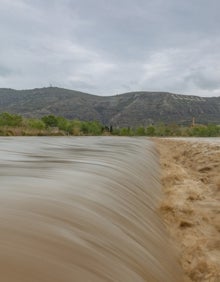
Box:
(0, 137), (182, 282)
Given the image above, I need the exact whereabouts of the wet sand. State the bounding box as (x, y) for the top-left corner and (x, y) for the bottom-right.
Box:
(156, 138), (220, 282)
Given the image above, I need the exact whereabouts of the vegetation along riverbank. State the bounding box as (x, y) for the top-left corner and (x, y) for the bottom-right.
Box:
(0, 112), (220, 137)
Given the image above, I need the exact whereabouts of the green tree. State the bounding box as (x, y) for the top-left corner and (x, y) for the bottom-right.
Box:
(41, 115), (58, 128)
(67, 120), (81, 135)
(146, 126), (155, 136)
(80, 121), (103, 135)
(119, 127), (130, 136)
(154, 123), (166, 136)
(27, 118), (45, 130)
(0, 112), (23, 127)
(135, 126), (145, 136)
(206, 124), (220, 136)
(56, 116), (69, 131)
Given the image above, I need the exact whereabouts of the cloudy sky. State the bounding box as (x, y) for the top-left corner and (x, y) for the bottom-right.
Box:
(0, 0), (220, 96)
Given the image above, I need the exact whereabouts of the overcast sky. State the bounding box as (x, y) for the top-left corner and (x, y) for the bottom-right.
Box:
(0, 0), (220, 96)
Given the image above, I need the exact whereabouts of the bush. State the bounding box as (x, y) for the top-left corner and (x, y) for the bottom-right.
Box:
(146, 126), (155, 136)
(41, 115), (58, 128)
(119, 128), (130, 136)
(27, 119), (46, 130)
(80, 121), (103, 135)
(56, 116), (70, 131)
(0, 112), (23, 127)
(135, 126), (145, 136)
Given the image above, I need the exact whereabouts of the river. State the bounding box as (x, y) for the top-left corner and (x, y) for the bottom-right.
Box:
(0, 137), (183, 282)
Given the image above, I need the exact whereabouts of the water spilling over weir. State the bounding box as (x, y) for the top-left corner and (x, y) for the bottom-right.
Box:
(0, 137), (183, 282)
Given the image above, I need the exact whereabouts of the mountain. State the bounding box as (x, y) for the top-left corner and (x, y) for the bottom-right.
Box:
(0, 87), (219, 127)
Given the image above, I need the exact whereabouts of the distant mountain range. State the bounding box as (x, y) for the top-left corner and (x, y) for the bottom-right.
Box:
(0, 87), (219, 127)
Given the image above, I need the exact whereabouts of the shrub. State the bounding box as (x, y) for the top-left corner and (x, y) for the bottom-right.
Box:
(41, 115), (58, 128)
(146, 126), (155, 136)
(135, 126), (145, 136)
(27, 119), (46, 130)
(0, 112), (23, 127)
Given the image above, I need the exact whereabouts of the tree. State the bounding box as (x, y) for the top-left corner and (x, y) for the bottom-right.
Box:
(80, 121), (103, 135)
(41, 115), (58, 128)
(56, 116), (69, 131)
(146, 126), (155, 136)
(28, 119), (45, 130)
(0, 112), (23, 127)
(135, 126), (145, 136)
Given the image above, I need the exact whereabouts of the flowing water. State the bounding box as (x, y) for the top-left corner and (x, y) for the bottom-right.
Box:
(0, 137), (183, 282)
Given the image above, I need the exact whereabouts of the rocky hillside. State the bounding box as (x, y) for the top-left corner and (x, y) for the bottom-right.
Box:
(0, 87), (219, 127)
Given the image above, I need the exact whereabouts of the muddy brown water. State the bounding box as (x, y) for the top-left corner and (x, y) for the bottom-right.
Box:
(0, 137), (182, 282)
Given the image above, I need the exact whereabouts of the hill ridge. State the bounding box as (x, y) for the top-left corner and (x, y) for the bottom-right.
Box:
(0, 87), (219, 126)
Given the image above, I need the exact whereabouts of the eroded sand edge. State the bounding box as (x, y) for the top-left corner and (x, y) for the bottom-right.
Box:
(156, 138), (220, 282)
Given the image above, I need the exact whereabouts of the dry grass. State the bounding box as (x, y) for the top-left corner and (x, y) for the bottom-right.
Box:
(0, 126), (66, 136)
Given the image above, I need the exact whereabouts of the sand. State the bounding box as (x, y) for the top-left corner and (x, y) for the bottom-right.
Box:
(156, 138), (220, 282)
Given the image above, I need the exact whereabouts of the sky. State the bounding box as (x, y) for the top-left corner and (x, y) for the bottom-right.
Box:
(0, 0), (220, 97)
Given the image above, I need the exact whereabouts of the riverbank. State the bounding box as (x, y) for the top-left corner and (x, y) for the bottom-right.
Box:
(156, 138), (220, 282)
(1, 112), (220, 137)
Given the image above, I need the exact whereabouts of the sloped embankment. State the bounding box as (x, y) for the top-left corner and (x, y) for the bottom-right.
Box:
(156, 138), (220, 282)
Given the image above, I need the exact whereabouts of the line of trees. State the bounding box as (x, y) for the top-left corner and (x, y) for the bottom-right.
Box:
(0, 113), (103, 136)
(112, 123), (220, 137)
(0, 112), (220, 137)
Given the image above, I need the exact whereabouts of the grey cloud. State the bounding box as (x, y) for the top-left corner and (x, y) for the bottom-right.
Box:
(185, 72), (220, 91)
(0, 0), (220, 96)
(0, 65), (13, 77)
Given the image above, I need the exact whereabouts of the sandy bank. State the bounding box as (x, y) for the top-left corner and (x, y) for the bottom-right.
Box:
(156, 138), (220, 282)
